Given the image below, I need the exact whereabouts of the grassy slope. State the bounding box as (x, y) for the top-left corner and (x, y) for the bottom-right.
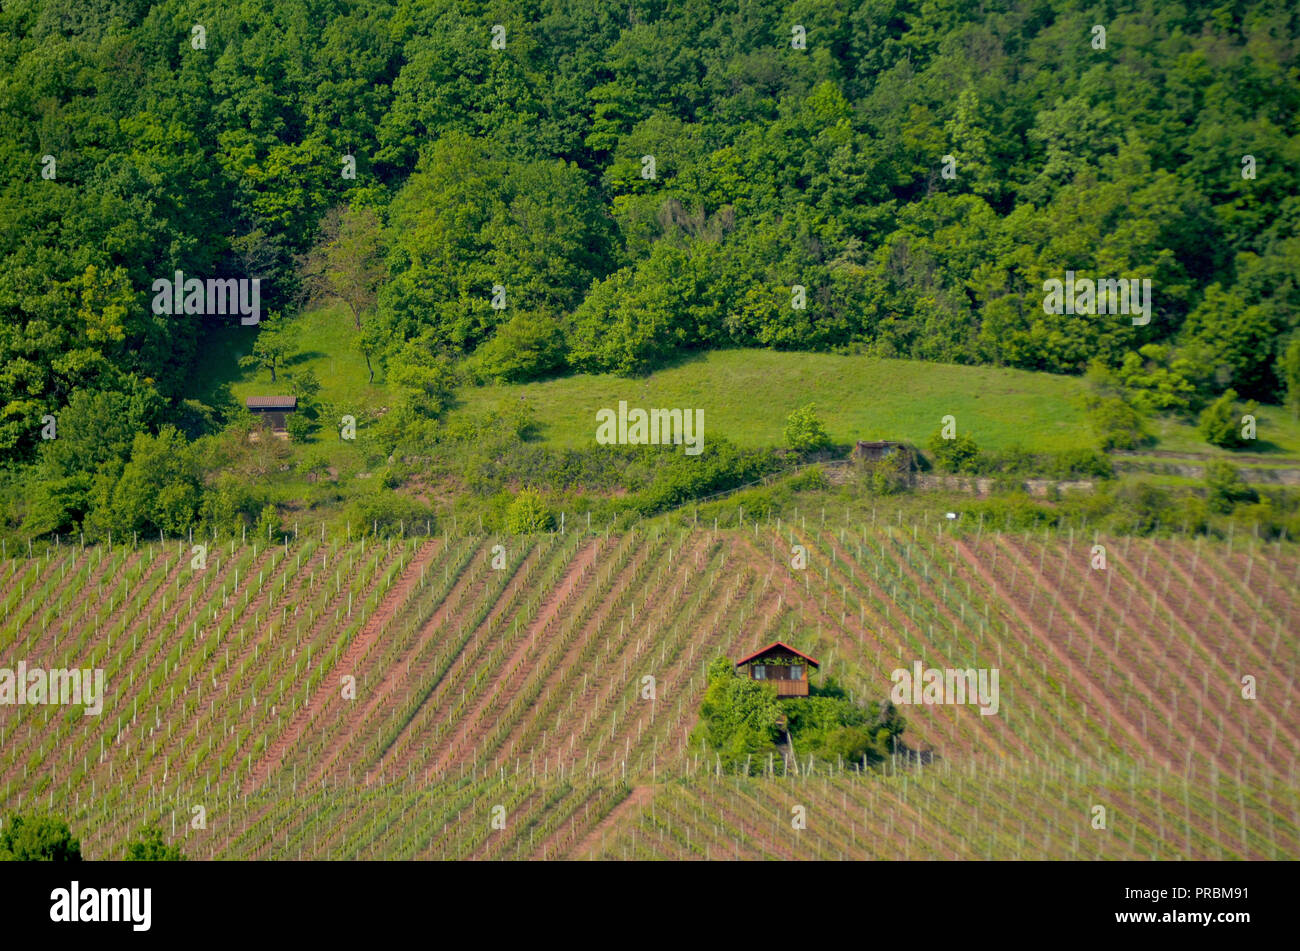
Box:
(455, 349), (1096, 452)
(194, 305), (1300, 461)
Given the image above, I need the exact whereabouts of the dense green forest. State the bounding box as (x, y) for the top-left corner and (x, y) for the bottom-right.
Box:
(1, 0), (1297, 540)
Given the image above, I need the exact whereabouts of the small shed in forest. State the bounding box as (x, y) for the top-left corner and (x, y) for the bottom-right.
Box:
(735, 641), (820, 698)
(245, 395), (296, 434)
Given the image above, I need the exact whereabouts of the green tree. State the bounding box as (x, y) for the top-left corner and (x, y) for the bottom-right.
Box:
(124, 826), (186, 861)
(303, 205), (386, 332)
(692, 657), (782, 771)
(473, 312), (567, 383)
(238, 312), (291, 384)
(784, 403), (831, 453)
(1198, 390), (1246, 449)
(0, 814), (82, 861)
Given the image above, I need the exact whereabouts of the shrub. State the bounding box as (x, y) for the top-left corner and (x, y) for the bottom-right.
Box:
(473, 312), (567, 382)
(927, 429), (981, 473)
(691, 657), (783, 771)
(285, 411), (316, 441)
(1198, 390), (1256, 449)
(1087, 395), (1149, 450)
(0, 814), (81, 861)
(1205, 460), (1257, 514)
(860, 458), (908, 495)
(788, 466), (830, 491)
(506, 488), (553, 533)
(784, 403), (831, 453)
(124, 826), (186, 861)
(254, 503), (281, 541)
(344, 491), (431, 537)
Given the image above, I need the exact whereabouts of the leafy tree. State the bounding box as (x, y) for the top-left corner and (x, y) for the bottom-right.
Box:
(692, 657), (782, 771)
(124, 826), (186, 861)
(238, 312), (291, 384)
(254, 503), (281, 542)
(1087, 396), (1150, 451)
(784, 403), (831, 453)
(0, 814), (81, 861)
(302, 205), (386, 332)
(386, 340), (457, 421)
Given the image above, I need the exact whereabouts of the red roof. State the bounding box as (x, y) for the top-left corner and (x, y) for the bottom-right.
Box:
(734, 641), (820, 668)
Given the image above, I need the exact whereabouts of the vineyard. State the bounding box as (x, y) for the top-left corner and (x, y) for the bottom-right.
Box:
(1, 513), (1297, 859)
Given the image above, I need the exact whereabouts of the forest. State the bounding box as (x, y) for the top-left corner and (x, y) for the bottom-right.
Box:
(0, 0), (1297, 540)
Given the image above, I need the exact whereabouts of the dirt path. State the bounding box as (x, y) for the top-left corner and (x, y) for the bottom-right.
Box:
(243, 539), (441, 792)
(425, 538), (603, 779)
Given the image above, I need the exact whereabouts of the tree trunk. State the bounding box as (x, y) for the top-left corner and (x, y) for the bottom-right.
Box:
(364, 352), (373, 384)
(269, 362), (277, 383)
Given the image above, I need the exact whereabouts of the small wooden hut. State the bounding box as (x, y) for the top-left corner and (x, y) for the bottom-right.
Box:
(245, 395), (296, 434)
(734, 641), (820, 698)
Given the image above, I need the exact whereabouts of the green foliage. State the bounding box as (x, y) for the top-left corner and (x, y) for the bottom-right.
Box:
(1115, 346), (1200, 413)
(0, 814), (81, 861)
(691, 657), (782, 771)
(344, 491), (431, 538)
(927, 430), (981, 474)
(693, 657), (905, 774)
(1198, 390), (1257, 449)
(385, 340), (458, 422)
(1280, 336), (1300, 421)
(1086, 395), (1150, 451)
(238, 313), (292, 385)
(124, 826), (186, 861)
(784, 403), (831, 453)
(254, 503), (281, 542)
(505, 488), (553, 534)
(472, 312), (568, 383)
(1205, 461), (1257, 515)
(784, 696), (904, 766)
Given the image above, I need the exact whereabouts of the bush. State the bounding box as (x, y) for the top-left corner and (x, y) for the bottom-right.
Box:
(473, 312), (567, 382)
(1205, 461), (1257, 514)
(691, 657), (783, 771)
(344, 491), (431, 537)
(1198, 390), (1256, 449)
(285, 411), (316, 441)
(124, 826), (186, 861)
(859, 457), (908, 495)
(1087, 395), (1149, 450)
(506, 488), (553, 533)
(0, 814), (81, 861)
(927, 429), (981, 473)
(254, 503), (281, 541)
(788, 466), (830, 491)
(784, 403), (831, 453)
